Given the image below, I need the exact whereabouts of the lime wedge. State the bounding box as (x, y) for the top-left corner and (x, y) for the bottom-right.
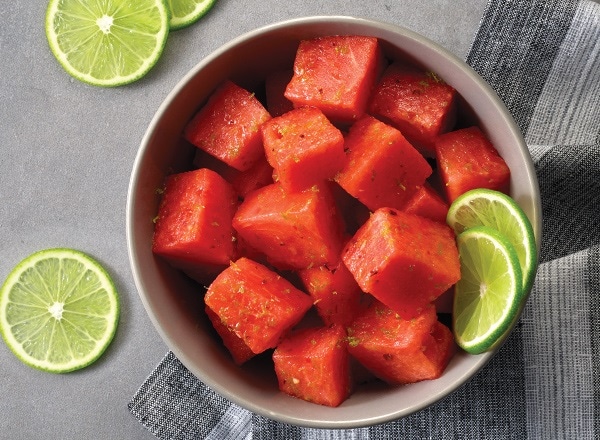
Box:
(167, 0), (217, 30)
(0, 248), (120, 373)
(45, 0), (170, 87)
(446, 188), (537, 294)
(453, 226), (523, 354)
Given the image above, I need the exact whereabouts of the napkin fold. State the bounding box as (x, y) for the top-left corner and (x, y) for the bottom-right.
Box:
(129, 0), (600, 438)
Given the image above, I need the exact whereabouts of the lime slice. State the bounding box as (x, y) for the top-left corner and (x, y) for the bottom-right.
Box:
(453, 226), (523, 354)
(0, 248), (120, 373)
(45, 0), (170, 87)
(446, 188), (537, 294)
(167, 0), (217, 30)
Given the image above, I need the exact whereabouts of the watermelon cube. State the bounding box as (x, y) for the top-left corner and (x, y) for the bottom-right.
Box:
(401, 183), (449, 224)
(205, 305), (255, 365)
(152, 168), (238, 282)
(335, 115), (433, 212)
(230, 154), (274, 199)
(273, 325), (351, 407)
(435, 126), (511, 202)
(261, 106), (345, 192)
(184, 80), (272, 171)
(284, 35), (381, 123)
(347, 300), (455, 385)
(204, 257), (313, 354)
(342, 208), (460, 319)
(232, 183), (344, 270)
(298, 260), (364, 327)
(368, 62), (457, 156)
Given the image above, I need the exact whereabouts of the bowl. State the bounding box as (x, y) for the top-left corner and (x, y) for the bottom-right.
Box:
(127, 16), (541, 429)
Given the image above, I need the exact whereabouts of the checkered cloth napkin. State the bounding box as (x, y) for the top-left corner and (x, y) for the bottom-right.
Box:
(128, 0), (600, 437)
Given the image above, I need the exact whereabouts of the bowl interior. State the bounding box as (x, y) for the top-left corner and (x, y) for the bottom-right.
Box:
(127, 16), (541, 428)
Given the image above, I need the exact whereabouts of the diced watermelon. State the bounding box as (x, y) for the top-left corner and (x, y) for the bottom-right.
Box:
(152, 168), (238, 282)
(347, 300), (455, 385)
(231, 234), (272, 269)
(401, 183), (449, 223)
(342, 208), (460, 319)
(368, 62), (457, 156)
(428, 320), (456, 372)
(298, 260), (364, 327)
(265, 69), (295, 117)
(273, 325), (351, 407)
(184, 80), (272, 171)
(205, 305), (255, 365)
(204, 257), (313, 354)
(284, 35), (381, 123)
(232, 183), (344, 270)
(261, 106), (345, 192)
(435, 126), (511, 202)
(230, 154), (274, 198)
(335, 115), (433, 212)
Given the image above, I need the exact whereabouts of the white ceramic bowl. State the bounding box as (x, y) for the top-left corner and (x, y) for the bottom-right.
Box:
(127, 16), (541, 428)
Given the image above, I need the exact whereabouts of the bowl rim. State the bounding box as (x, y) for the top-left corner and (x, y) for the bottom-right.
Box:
(127, 15), (541, 428)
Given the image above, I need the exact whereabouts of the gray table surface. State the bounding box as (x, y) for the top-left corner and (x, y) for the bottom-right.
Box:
(0, 1), (486, 438)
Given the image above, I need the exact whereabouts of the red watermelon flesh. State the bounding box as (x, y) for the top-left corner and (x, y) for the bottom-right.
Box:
(230, 155), (275, 199)
(298, 260), (364, 327)
(435, 126), (511, 202)
(284, 35), (381, 123)
(401, 183), (449, 224)
(184, 80), (272, 171)
(335, 115), (433, 212)
(261, 106), (345, 192)
(342, 208), (460, 319)
(204, 257), (313, 354)
(152, 168), (238, 282)
(205, 305), (255, 365)
(232, 182), (344, 270)
(273, 325), (351, 407)
(368, 62), (457, 156)
(347, 301), (455, 385)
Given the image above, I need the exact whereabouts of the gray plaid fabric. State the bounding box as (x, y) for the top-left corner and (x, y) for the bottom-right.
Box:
(128, 0), (600, 438)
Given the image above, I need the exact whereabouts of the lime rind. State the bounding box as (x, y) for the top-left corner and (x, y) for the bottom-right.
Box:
(0, 248), (120, 373)
(168, 0), (217, 30)
(446, 188), (537, 294)
(453, 226), (523, 354)
(45, 0), (170, 87)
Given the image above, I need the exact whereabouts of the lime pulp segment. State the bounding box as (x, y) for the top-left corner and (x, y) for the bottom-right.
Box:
(452, 226), (523, 354)
(45, 0), (170, 87)
(167, 0), (217, 30)
(0, 248), (119, 373)
(446, 188), (537, 294)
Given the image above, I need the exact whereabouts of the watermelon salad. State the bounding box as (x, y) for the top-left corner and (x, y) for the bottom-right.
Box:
(151, 35), (511, 407)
